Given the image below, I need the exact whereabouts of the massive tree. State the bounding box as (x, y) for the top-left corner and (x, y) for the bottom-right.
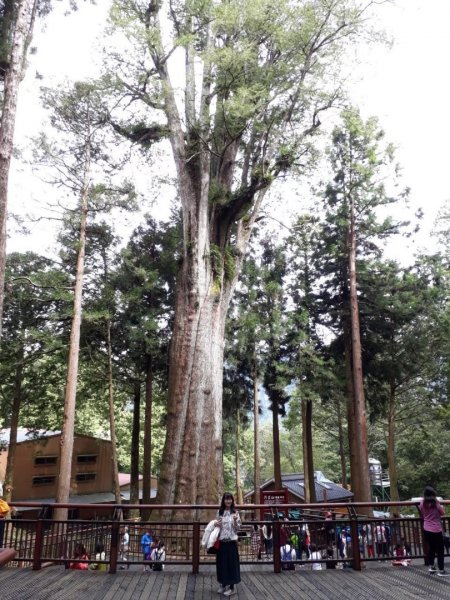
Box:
(107, 0), (383, 505)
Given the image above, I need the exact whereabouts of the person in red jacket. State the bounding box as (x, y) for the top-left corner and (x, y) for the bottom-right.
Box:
(69, 543), (89, 570)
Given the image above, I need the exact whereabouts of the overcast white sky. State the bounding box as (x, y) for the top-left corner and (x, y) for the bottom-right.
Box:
(7, 0), (450, 259)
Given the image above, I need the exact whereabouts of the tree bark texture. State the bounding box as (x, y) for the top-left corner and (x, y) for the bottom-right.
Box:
(272, 400), (282, 490)
(344, 320), (360, 500)
(0, 0), (34, 343)
(130, 379), (141, 509)
(387, 383), (400, 503)
(235, 409), (243, 504)
(4, 354), (23, 502)
(142, 355), (153, 517)
(335, 396), (347, 489)
(302, 398), (316, 503)
(106, 318), (121, 505)
(54, 185), (89, 522)
(347, 200), (371, 504)
(253, 373), (261, 505)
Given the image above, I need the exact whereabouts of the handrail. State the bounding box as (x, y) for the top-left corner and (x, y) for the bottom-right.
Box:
(5, 500), (449, 575)
(10, 500), (450, 510)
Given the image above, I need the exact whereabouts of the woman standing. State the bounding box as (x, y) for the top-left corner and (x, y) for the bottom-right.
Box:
(215, 492), (241, 597)
(250, 524), (262, 560)
(420, 485), (447, 576)
(262, 523), (273, 559)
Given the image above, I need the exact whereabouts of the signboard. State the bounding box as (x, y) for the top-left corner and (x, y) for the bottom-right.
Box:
(260, 489), (288, 521)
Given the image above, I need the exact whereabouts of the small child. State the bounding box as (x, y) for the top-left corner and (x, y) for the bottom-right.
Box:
(151, 540), (166, 571)
(310, 543), (322, 570)
(325, 547), (337, 569)
(392, 543), (411, 567)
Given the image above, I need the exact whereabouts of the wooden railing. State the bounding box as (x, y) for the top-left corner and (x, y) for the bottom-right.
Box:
(2, 501), (449, 574)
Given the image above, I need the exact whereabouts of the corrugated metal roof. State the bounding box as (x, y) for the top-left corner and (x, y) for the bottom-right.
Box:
(14, 492), (118, 510)
(120, 489), (157, 501)
(282, 478), (353, 502)
(0, 428), (60, 445)
(244, 473), (353, 503)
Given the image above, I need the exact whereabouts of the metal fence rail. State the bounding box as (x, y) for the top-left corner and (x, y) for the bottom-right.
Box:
(2, 500), (449, 574)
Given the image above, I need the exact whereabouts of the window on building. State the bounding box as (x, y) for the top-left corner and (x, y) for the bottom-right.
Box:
(77, 454), (97, 464)
(32, 475), (56, 486)
(34, 456), (57, 466)
(76, 473), (96, 482)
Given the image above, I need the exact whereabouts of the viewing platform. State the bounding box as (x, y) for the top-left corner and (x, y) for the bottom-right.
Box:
(1, 563), (450, 600)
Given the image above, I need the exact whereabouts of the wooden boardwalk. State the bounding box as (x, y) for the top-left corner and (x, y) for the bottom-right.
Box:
(1, 564), (450, 599)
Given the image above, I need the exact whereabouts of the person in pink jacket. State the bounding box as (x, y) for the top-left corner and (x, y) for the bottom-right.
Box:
(419, 486), (447, 576)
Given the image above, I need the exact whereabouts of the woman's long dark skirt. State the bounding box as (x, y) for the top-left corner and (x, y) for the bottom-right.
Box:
(216, 541), (241, 586)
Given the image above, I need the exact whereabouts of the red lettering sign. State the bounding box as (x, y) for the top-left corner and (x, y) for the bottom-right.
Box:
(260, 489), (288, 520)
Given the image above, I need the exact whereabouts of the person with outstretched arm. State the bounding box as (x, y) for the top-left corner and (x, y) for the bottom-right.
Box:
(419, 485), (447, 576)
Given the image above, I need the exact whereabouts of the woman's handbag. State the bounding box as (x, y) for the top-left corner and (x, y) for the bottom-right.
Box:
(207, 539), (221, 555)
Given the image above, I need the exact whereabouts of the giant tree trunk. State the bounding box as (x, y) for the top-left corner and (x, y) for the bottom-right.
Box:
(272, 400), (282, 490)
(347, 200), (371, 505)
(302, 398), (316, 503)
(387, 383), (399, 503)
(153, 12), (266, 508)
(4, 355), (23, 502)
(344, 321), (360, 499)
(335, 396), (347, 489)
(130, 379), (141, 511)
(142, 355), (153, 519)
(253, 372), (261, 505)
(235, 409), (243, 504)
(157, 266), (231, 505)
(106, 318), (121, 505)
(0, 0), (34, 342)
(54, 182), (90, 522)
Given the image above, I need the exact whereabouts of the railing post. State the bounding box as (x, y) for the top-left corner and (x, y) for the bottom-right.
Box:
(32, 506), (48, 571)
(348, 506), (361, 571)
(273, 519), (281, 574)
(192, 522), (200, 574)
(109, 512), (120, 574)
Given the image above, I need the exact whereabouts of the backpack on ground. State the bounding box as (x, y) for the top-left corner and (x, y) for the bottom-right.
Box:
(281, 545), (295, 570)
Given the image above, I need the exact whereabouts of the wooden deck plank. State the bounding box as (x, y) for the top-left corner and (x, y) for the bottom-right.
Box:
(2, 564), (450, 599)
(137, 570), (160, 599)
(175, 572), (188, 600)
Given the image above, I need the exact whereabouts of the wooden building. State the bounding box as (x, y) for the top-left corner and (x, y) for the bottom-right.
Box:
(0, 429), (156, 516)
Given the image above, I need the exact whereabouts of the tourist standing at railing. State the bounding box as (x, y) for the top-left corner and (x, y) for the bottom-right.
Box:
(324, 511), (335, 546)
(280, 517), (290, 547)
(215, 492), (241, 597)
(120, 526), (130, 569)
(251, 524), (262, 560)
(419, 485), (447, 576)
(374, 522), (388, 559)
(295, 523), (309, 560)
(262, 523), (273, 559)
(0, 495), (11, 547)
(362, 523), (374, 558)
(140, 529), (153, 572)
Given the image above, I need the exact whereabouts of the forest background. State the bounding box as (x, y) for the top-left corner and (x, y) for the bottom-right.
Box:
(0, 0), (449, 509)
